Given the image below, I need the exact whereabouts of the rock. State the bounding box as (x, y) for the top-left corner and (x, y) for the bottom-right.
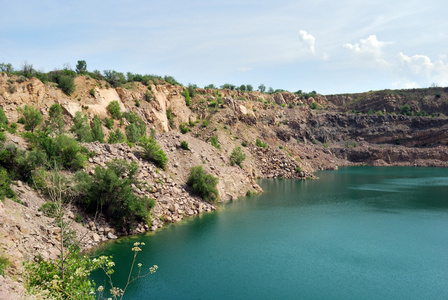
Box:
(17, 180), (22, 187)
(93, 233), (101, 242)
(107, 232), (118, 240)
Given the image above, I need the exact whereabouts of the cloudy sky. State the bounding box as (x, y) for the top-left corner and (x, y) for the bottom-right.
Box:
(1, 0), (447, 94)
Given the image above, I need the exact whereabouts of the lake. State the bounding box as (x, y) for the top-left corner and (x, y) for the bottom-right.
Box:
(92, 167), (448, 299)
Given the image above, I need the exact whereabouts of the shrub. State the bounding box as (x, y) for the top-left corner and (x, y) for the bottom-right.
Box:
(71, 111), (92, 142)
(296, 166), (302, 173)
(135, 99), (140, 107)
(182, 89), (191, 106)
(166, 108), (175, 129)
(46, 103), (65, 133)
(74, 159), (154, 229)
(202, 119), (209, 127)
(90, 116), (104, 143)
(108, 129), (126, 144)
(145, 91), (152, 102)
(18, 105), (43, 132)
(0, 167), (15, 200)
(104, 117), (114, 130)
(180, 140), (189, 150)
(0, 254), (10, 276)
(255, 138), (267, 148)
(58, 75), (75, 95)
(107, 100), (122, 119)
(209, 135), (220, 149)
(123, 111), (146, 142)
(140, 136), (168, 169)
(187, 165), (219, 202)
(400, 104), (411, 116)
(230, 146), (246, 167)
(309, 102), (318, 110)
(241, 141), (247, 147)
(288, 103), (294, 108)
(179, 122), (190, 134)
(38, 201), (58, 218)
(0, 107), (8, 125)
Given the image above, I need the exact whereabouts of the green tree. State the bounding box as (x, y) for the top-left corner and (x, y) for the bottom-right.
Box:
(58, 75), (76, 95)
(230, 146), (246, 167)
(107, 100), (122, 119)
(187, 166), (219, 202)
(140, 136), (168, 169)
(18, 105), (43, 132)
(71, 111), (92, 142)
(91, 116), (105, 143)
(75, 60), (87, 74)
(258, 84), (266, 93)
(46, 103), (65, 133)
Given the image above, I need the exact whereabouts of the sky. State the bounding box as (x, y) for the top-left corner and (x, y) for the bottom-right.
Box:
(1, 0), (448, 94)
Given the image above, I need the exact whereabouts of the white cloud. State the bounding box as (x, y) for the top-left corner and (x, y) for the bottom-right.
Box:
(397, 52), (448, 86)
(343, 35), (391, 67)
(299, 30), (315, 54)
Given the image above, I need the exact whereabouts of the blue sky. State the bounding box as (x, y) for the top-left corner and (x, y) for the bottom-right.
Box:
(1, 0), (447, 94)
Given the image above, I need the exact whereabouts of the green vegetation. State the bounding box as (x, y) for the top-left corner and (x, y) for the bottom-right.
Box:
(108, 129), (126, 144)
(166, 108), (175, 129)
(46, 103), (65, 134)
(241, 141), (248, 147)
(0, 254), (10, 276)
(187, 166), (219, 202)
(400, 104), (411, 116)
(309, 102), (318, 110)
(230, 146), (246, 167)
(140, 136), (168, 169)
(91, 116), (105, 143)
(18, 105), (43, 132)
(107, 100), (122, 119)
(71, 111), (93, 142)
(202, 119), (209, 128)
(255, 138), (267, 148)
(0, 167), (15, 201)
(180, 140), (189, 150)
(209, 135), (221, 150)
(179, 122), (190, 134)
(123, 111), (146, 143)
(75, 159), (154, 229)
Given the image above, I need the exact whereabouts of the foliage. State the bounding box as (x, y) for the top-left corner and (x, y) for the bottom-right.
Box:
(230, 146), (246, 167)
(140, 136), (168, 169)
(58, 75), (76, 95)
(108, 129), (126, 144)
(46, 103), (65, 133)
(209, 135), (220, 150)
(75, 60), (87, 74)
(0, 254), (10, 276)
(180, 140), (189, 150)
(107, 101), (122, 119)
(0, 167), (15, 200)
(241, 141), (247, 147)
(255, 138), (267, 148)
(258, 84), (266, 93)
(179, 122), (190, 134)
(187, 166), (219, 202)
(202, 119), (209, 127)
(144, 91), (152, 102)
(135, 99), (140, 107)
(182, 89), (191, 106)
(71, 111), (93, 142)
(91, 116), (105, 143)
(166, 108), (175, 129)
(89, 87), (95, 97)
(0, 107), (8, 125)
(123, 111), (146, 143)
(74, 159), (154, 229)
(38, 201), (58, 218)
(309, 102), (318, 110)
(400, 104), (412, 116)
(18, 105), (43, 132)
(104, 117), (114, 130)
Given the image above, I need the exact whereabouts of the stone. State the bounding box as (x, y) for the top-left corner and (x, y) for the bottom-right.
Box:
(107, 232), (118, 240)
(93, 233), (100, 242)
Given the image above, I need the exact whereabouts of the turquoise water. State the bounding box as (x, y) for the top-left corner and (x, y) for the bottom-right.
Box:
(92, 167), (448, 299)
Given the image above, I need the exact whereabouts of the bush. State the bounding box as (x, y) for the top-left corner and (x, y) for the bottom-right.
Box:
(58, 75), (75, 95)
(180, 140), (189, 150)
(107, 100), (122, 119)
(18, 105), (43, 132)
(104, 117), (114, 130)
(89, 87), (95, 97)
(0, 107), (8, 125)
(46, 103), (65, 133)
(123, 111), (146, 142)
(140, 136), (168, 169)
(74, 159), (154, 229)
(209, 135), (220, 149)
(309, 102), (318, 110)
(38, 201), (58, 218)
(230, 146), (246, 167)
(0, 167), (15, 200)
(145, 91), (153, 102)
(202, 119), (209, 127)
(0, 254), (10, 276)
(179, 122), (190, 134)
(71, 111), (92, 142)
(90, 116), (104, 143)
(241, 141), (247, 147)
(108, 129), (126, 144)
(166, 108), (175, 129)
(187, 166), (219, 202)
(400, 104), (411, 116)
(255, 138), (267, 148)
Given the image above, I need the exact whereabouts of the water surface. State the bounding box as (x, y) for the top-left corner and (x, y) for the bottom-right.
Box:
(93, 167), (448, 299)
